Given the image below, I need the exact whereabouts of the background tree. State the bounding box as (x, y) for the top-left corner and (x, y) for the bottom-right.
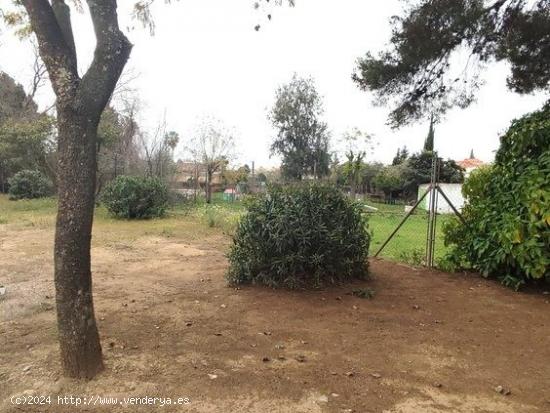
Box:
(269, 75), (331, 180)
(392, 146), (409, 165)
(0, 115), (56, 192)
(96, 107), (125, 196)
(342, 151), (365, 198)
(188, 117), (237, 203)
(353, 0), (550, 127)
(0, 71), (37, 122)
(423, 115), (435, 152)
(223, 164), (250, 191)
(140, 118), (179, 183)
(94, 104), (143, 197)
(340, 128), (374, 197)
(359, 161), (384, 194)
(373, 164), (409, 202)
(403, 151), (464, 197)
(0, 71), (55, 192)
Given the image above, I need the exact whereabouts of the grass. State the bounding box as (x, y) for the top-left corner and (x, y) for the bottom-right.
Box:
(188, 194), (244, 234)
(367, 211), (451, 265)
(0, 196), (58, 229)
(0, 193), (452, 266)
(0, 195), (217, 246)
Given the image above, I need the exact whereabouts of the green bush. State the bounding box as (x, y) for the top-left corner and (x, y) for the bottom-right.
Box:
(227, 184), (370, 289)
(8, 170), (53, 200)
(443, 103), (550, 289)
(102, 176), (168, 219)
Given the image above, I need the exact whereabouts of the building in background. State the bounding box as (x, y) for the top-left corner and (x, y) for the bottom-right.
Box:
(457, 150), (486, 178)
(173, 160), (223, 192)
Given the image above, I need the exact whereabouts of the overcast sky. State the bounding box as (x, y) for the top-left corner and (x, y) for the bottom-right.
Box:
(0, 0), (547, 168)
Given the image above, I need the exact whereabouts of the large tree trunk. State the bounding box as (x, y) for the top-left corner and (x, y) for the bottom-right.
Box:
(54, 109), (103, 378)
(22, 0), (131, 380)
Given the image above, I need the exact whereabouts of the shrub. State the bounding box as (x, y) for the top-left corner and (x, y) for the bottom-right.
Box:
(227, 183), (370, 289)
(102, 176), (168, 219)
(8, 170), (53, 200)
(443, 103), (550, 289)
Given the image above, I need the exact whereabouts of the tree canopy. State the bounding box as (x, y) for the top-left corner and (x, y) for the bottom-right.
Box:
(187, 116), (237, 202)
(392, 146), (409, 165)
(269, 75), (331, 180)
(404, 151), (464, 190)
(353, 0), (550, 127)
(0, 71), (37, 122)
(0, 71), (55, 192)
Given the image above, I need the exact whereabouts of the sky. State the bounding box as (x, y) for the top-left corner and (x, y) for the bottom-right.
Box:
(0, 0), (547, 168)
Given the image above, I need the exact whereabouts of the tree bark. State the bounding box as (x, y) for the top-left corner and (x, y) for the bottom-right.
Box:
(54, 109), (103, 378)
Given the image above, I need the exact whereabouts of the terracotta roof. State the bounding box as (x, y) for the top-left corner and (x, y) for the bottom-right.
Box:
(457, 158), (485, 169)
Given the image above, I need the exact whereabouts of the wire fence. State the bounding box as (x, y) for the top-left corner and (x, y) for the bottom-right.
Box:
(362, 153), (464, 268)
(364, 206), (453, 267)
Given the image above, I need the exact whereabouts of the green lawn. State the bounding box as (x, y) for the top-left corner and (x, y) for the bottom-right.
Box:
(367, 211), (450, 265)
(0, 196), (58, 228)
(0, 193), (452, 265)
(0, 195), (218, 244)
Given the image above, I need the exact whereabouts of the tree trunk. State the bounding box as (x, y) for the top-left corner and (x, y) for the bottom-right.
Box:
(54, 108), (103, 379)
(206, 169), (212, 203)
(22, 0), (132, 380)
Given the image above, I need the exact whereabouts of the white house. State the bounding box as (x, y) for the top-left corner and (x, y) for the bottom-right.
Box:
(417, 183), (464, 214)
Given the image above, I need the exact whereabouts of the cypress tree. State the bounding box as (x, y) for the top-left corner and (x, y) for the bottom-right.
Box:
(423, 115), (435, 152)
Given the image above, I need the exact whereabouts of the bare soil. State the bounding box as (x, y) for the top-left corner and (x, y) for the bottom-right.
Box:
(1, 226), (549, 413)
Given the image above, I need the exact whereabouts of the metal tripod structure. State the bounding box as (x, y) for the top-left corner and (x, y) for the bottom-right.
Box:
(374, 152), (465, 268)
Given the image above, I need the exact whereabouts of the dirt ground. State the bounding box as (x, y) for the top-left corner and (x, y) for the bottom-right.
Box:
(1, 224), (549, 413)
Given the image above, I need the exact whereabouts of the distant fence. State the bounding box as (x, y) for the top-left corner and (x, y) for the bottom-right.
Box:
(364, 153), (465, 268)
(364, 203), (455, 267)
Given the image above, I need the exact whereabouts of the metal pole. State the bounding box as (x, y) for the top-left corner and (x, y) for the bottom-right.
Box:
(425, 155), (433, 264)
(374, 187), (431, 257)
(426, 153), (437, 267)
(430, 156), (441, 267)
(431, 186), (439, 267)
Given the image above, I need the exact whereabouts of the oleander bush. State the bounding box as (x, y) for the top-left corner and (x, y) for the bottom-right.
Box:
(8, 170), (53, 200)
(443, 103), (550, 289)
(102, 175), (168, 219)
(227, 183), (370, 289)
